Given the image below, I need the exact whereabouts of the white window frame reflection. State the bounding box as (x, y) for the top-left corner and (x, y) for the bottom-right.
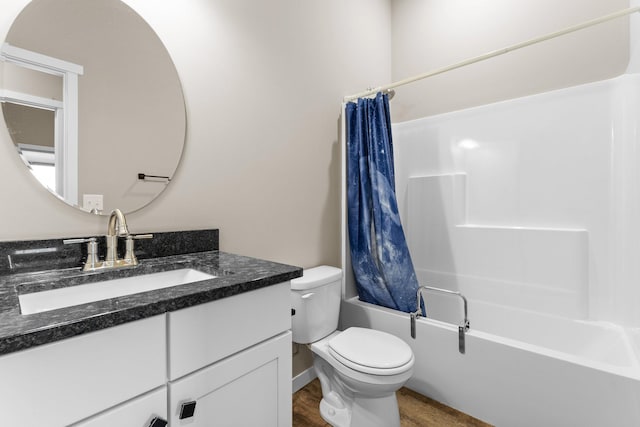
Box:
(17, 143), (56, 191)
(0, 43), (83, 205)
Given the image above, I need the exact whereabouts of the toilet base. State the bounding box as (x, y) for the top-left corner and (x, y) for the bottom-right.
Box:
(319, 393), (351, 427)
(313, 354), (404, 427)
(319, 391), (401, 427)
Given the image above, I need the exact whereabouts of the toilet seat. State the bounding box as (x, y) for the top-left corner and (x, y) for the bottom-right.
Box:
(328, 327), (414, 376)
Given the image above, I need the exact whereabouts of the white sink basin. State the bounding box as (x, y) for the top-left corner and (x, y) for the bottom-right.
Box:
(19, 268), (215, 315)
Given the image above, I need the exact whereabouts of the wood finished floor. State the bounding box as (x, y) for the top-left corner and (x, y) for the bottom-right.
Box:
(293, 379), (492, 427)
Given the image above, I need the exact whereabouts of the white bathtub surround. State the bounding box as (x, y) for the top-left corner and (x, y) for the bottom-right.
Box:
(407, 174), (588, 320)
(392, 74), (640, 327)
(341, 74), (640, 425)
(627, 0), (640, 73)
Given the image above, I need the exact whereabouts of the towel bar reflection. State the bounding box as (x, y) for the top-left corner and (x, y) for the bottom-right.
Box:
(138, 173), (171, 182)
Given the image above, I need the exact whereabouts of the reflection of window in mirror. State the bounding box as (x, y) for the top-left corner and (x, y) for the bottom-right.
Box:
(17, 144), (56, 191)
(3, 103), (56, 191)
(0, 43), (82, 205)
(2, 60), (62, 100)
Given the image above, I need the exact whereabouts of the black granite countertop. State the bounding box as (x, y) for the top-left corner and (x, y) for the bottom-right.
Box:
(0, 230), (302, 356)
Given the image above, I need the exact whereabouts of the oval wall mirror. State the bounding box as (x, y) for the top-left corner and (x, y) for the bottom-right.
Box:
(0, 0), (186, 214)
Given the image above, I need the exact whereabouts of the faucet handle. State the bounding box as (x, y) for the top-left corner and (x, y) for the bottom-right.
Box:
(124, 234), (153, 265)
(130, 233), (153, 240)
(63, 237), (99, 271)
(63, 237), (97, 245)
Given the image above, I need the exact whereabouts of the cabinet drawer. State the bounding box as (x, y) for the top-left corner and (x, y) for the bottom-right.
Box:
(168, 281), (290, 379)
(0, 315), (166, 427)
(74, 386), (167, 427)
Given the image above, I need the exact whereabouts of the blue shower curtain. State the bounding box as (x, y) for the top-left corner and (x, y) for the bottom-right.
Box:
(346, 92), (419, 313)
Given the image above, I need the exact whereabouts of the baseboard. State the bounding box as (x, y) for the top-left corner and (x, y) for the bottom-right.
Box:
(292, 366), (317, 393)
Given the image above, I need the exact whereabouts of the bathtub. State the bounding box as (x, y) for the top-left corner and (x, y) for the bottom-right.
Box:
(340, 296), (640, 426)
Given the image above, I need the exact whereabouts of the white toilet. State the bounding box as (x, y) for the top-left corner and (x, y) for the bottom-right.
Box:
(291, 266), (414, 427)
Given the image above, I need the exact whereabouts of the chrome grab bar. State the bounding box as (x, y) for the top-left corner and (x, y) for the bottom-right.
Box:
(410, 285), (470, 354)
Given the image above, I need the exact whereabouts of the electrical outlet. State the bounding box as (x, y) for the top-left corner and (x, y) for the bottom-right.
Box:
(83, 194), (104, 212)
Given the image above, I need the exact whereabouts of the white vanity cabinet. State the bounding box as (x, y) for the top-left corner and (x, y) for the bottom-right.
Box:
(0, 281), (292, 427)
(167, 281), (292, 427)
(0, 315), (167, 427)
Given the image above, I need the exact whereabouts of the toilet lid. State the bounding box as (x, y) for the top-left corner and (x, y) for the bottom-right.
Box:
(328, 327), (414, 375)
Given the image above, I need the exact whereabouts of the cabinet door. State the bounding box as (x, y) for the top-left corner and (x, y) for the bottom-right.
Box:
(72, 386), (167, 427)
(0, 315), (166, 427)
(169, 331), (292, 427)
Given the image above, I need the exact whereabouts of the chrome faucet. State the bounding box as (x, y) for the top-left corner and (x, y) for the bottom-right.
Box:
(105, 209), (130, 264)
(63, 208), (152, 271)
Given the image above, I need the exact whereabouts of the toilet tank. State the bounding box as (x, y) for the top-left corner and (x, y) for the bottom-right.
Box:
(290, 265), (342, 344)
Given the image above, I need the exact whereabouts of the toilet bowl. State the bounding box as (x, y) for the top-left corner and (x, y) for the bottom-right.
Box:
(291, 266), (414, 427)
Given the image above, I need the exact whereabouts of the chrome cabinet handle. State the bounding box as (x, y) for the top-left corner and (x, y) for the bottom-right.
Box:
(179, 400), (197, 419)
(147, 416), (167, 427)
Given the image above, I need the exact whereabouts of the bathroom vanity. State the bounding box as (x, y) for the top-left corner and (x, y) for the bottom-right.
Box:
(0, 229), (301, 426)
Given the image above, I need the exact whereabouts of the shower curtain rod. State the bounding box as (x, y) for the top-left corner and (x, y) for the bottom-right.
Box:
(344, 6), (640, 102)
